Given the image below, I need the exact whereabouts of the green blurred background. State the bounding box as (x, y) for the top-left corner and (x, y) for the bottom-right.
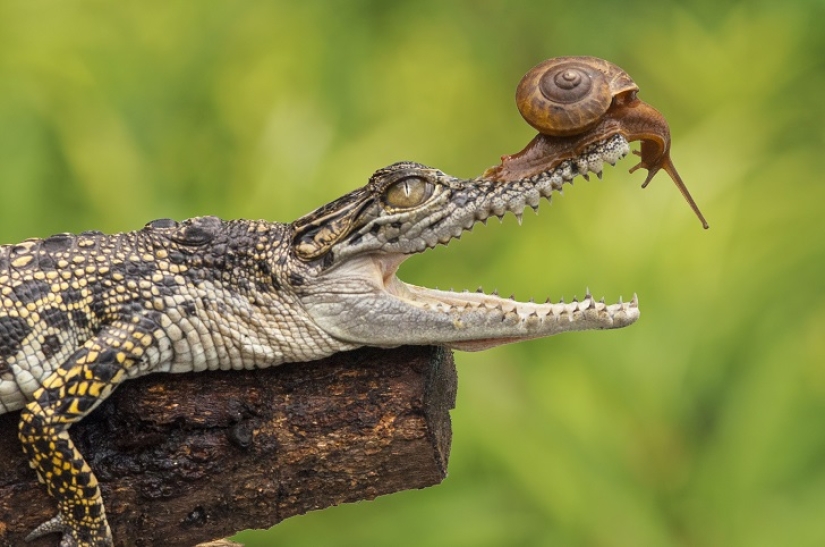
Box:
(1, 1), (823, 546)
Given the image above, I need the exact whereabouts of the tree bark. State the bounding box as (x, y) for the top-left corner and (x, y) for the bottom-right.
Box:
(0, 345), (457, 547)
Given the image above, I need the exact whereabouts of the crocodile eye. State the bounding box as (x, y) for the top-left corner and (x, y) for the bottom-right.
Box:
(383, 177), (434, 209)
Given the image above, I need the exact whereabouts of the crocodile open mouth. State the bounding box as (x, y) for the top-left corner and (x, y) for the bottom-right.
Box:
(303, 134), (641, 351)
(372, 135), (639, 350)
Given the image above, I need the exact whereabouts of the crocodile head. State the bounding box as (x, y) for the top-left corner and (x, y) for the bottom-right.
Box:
(290, 134), (640, 352)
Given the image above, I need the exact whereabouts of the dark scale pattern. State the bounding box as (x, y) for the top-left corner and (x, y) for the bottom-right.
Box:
(0, 216), (297, 547)
(0, 315), (32, 362)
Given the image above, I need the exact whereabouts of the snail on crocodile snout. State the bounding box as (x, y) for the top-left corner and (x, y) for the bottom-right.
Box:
(490, 56), (709, 229)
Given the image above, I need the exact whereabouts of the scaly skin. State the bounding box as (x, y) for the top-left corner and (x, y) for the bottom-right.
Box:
(1, 134), (638, 546)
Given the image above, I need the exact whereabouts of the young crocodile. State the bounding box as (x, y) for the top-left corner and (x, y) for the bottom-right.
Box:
(0, 133), (638, 546)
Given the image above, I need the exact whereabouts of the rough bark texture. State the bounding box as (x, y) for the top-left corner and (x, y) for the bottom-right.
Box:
(0, 345), (457, 547)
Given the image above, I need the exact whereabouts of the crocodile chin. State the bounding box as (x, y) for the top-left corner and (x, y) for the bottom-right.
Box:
(298, 134), (640, 352)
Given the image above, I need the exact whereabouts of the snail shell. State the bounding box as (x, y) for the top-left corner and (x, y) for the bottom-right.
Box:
(515, 56), (639, 137)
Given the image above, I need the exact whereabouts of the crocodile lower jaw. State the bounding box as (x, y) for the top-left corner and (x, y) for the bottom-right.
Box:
(377, 253), (640, 351)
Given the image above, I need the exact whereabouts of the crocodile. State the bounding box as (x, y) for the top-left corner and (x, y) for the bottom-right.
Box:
(0, 132), (642, 546)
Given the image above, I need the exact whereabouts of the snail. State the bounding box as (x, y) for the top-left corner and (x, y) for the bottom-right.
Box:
(488, 56), (708, 229)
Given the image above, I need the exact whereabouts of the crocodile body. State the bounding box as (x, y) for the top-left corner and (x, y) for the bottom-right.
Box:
(1, 134), (639, 546)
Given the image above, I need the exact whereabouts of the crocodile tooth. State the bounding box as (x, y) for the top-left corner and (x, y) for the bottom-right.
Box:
(476, 286), (484, 293)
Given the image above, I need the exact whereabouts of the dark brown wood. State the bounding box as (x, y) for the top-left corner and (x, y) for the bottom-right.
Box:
(0, 345), (457, 547)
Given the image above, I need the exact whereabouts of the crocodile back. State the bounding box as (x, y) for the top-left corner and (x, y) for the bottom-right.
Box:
(0, 217), (292, 414)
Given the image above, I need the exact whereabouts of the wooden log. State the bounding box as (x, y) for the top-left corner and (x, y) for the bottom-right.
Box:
(0, 345), (457, 547)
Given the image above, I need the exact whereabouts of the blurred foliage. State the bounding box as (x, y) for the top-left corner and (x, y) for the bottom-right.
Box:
(1, 1), (824, 546)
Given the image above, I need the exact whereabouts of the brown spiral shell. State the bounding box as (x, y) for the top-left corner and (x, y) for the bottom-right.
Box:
(515, 56), (638, 137)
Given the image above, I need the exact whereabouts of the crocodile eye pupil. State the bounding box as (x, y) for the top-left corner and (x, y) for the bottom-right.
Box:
(383, 177), (434, 209)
